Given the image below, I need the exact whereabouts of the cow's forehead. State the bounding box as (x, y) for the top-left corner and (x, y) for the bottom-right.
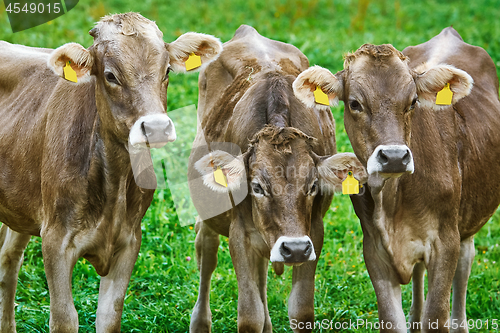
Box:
(251, 140), (315, 178)
(91, 13), (164, 50)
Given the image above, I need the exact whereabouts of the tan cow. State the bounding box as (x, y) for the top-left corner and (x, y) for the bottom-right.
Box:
(0, 12), (222, 333)
(294, 27), (500, 332)
(187, 25), (366, 333)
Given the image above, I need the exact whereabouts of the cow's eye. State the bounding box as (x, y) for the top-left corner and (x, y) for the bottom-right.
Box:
(409, 96), (418, 111)
(251, 182), (265, 197)
(105, 71), (119, 85)
(349, 99), (362, 111)
(308, 180), (319, 196)
(164, 66), (172, 81)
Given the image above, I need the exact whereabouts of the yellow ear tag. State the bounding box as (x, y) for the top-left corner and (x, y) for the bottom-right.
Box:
(214, 166), (228, 187)
(185, 53), (202, 71)
(313, 86), (329, 106)
(63, 61), (78, 83)
(342, 171), (359, 195)
(435, 83), (453, 105)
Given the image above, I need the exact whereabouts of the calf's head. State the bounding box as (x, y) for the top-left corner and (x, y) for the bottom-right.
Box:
(293, 45), (473, 189)
(47, 12), (222, 149)
(195, 126), (366, 265)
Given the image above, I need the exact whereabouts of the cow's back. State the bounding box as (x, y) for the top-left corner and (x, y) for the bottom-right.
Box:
(403, 28), (500, 237)
(197, 25), (335, 154)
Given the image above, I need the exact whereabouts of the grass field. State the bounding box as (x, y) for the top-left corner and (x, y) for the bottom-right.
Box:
(1, 0), (500, 332)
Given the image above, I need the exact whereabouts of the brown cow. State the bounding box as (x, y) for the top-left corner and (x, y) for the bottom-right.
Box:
(0, 13), (222, 333)
(187, 25), (366, 333)
(294, 27), (500, 332)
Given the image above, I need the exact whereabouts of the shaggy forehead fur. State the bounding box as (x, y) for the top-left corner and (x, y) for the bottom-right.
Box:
(90, 12), (163, 43)
(248, 125), (315, 154)
(344, 43), (409, 69)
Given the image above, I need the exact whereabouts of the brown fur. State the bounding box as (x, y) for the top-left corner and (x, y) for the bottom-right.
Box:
(340, 28), (500, 331)
(344, 43), (409, 69)
(0, 12), (221, 333)
(188, 25), (339, 333)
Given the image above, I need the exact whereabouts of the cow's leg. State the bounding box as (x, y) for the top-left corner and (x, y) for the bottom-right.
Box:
(363, 235), (406, 333)
(190, 219), (219, 333)
(409, 261), (426, 333)
(450, 236), (474, 333)
(42, 229), (80, 333)
(256, 256), (271, 333)
(288, 260), (318, 333)
(96, 227), (142, 333)
(288, 214), (323, 333)
(229, 220), (265, 333)
(422, 235), (460, 333)
(0, 225), (31, 333)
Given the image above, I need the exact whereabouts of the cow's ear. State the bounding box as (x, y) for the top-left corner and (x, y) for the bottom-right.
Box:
(317, 152), (367, 193)
(194, 150), (246, 193)
(48, 43), (94, 83)
(167, 33), (222, 73)
(293, 65), (344, 110)
(415, 64), (473, 109)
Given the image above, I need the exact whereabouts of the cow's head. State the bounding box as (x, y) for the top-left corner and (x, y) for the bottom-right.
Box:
(47, 12), (222, 149)
(194, 126), (366, 265)
(293, 45), (473, 190)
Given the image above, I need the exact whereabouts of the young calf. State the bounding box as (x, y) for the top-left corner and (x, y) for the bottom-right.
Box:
(188, 25), (366, 333)
(0, 12), (221, 332)
(294, 27), (500, 332)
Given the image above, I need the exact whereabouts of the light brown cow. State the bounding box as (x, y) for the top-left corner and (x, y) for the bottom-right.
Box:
(294, 27), (500, 332)
(187, 25), (366, 333)
(0, 13), (221, 333)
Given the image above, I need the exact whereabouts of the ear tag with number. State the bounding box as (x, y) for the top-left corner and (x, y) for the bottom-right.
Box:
(63, 61), (78, 83)
(435, 83), (453, 105)
(342, 171), (359, 195)
(185, 53), (202, 71)
(214, 166), (228, 187)
(313, 86), (329, 106)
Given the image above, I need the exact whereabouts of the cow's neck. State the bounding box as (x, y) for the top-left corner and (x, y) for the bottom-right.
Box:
(366, 177), (408, 278)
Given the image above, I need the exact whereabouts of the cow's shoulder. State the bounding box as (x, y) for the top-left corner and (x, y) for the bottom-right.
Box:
(404, 27), (498, 93)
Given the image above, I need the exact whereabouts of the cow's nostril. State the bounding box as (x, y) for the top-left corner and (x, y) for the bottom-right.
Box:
(402, 150), (411, 165)
(141, 122), (152, 138)
(378, 150), (389, 164)
(280, 243), (292, 258)
(304, 243), (312, 256)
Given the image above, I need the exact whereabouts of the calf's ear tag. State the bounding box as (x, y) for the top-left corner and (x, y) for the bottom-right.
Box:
(435, 83), (453, 105)
(64, 61), (78, 83)
(342, 171), (359, 195)
(185, 53), (202, 71)
(214, 166), (228, 187)
(314, 86), (329, 106)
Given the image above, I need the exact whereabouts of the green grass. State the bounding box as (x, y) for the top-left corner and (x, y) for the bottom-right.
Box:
(1, 0), (500, 332)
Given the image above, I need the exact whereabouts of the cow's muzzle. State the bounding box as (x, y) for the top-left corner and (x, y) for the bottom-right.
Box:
(129, 114), (176, 148)
(367, 144), (414, 175)
(270, 236), (316, 263)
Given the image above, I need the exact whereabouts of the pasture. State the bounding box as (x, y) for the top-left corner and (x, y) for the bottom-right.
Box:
(1, 0), (500, 331)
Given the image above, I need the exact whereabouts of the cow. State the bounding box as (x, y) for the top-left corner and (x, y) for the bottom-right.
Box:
(293, 27), (500, 332)
(0, 12), (222, 333)
(187, 25), (366, 333)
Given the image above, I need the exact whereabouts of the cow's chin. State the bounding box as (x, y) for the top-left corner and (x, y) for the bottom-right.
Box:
(367, 171), (409, 194)
(272, 262), (285, 276)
